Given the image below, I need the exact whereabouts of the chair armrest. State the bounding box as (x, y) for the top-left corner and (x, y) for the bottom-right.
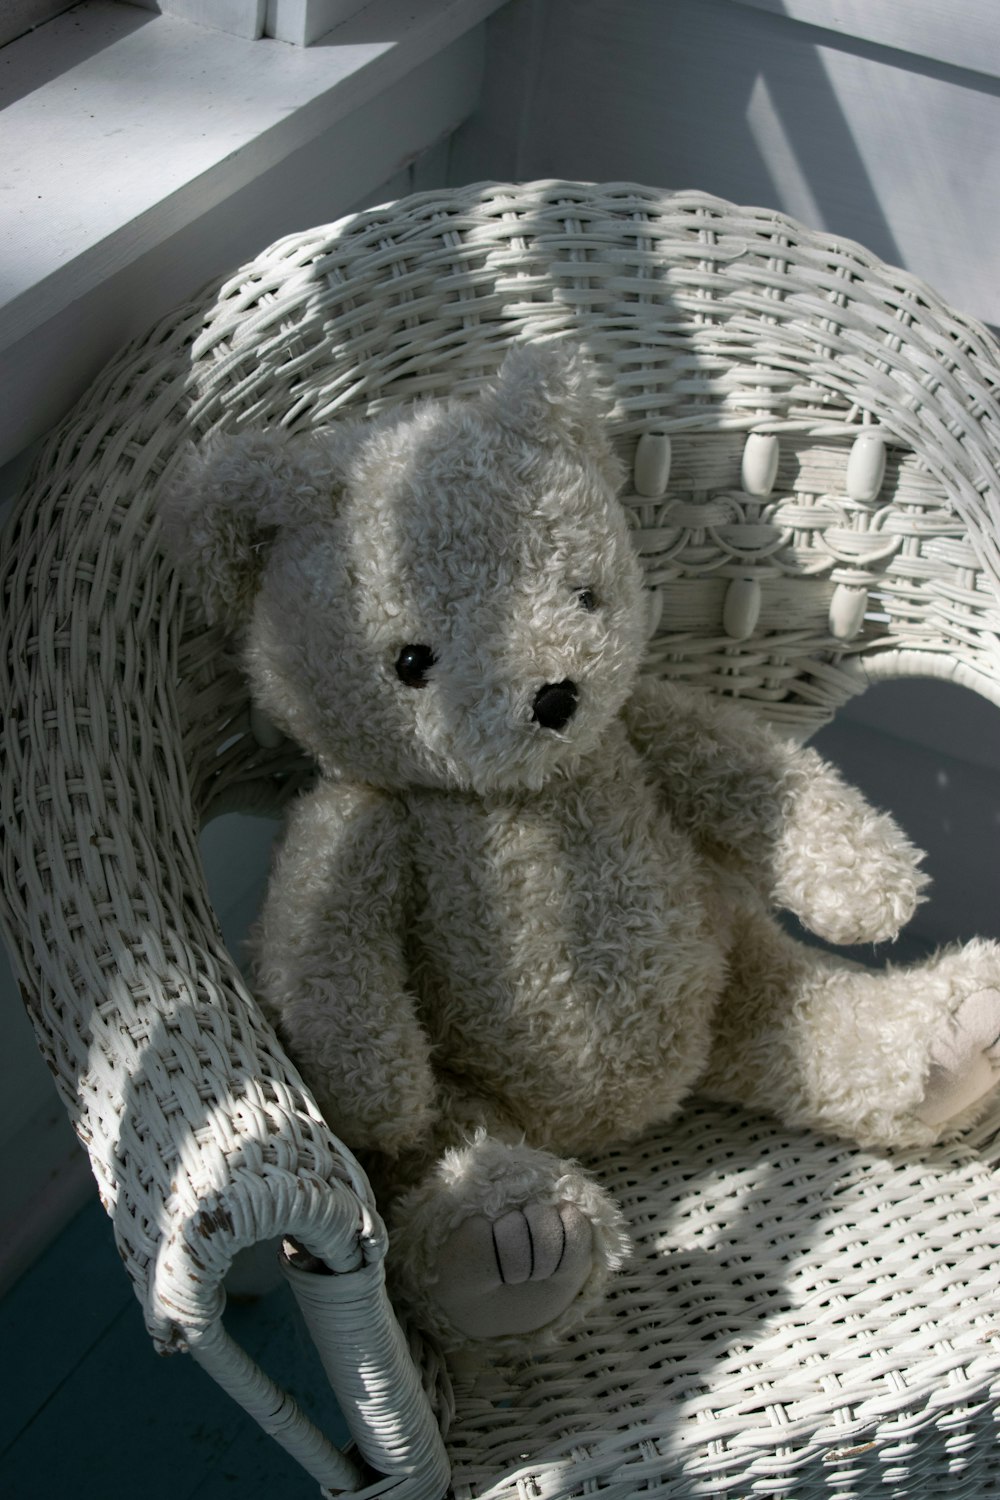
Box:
(0, 453), (449, 1495)
(0, 778), (449, 1494)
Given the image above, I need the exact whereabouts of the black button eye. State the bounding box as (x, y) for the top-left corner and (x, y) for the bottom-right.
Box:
(395, 643), (436, 688)
(575, 587), (598, 612)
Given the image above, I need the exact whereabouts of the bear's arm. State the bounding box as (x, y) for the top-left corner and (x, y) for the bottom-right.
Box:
(623, 677), (929, 945)
(250, 780), (437, 1156)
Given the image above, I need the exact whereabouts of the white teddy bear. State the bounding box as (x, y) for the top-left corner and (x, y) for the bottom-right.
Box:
(163, 346), (1000, 1347)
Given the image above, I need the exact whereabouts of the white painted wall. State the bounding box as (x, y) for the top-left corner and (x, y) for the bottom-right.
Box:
(0, 0), (501, 465)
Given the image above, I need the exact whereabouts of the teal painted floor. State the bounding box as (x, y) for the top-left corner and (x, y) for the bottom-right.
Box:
(0, 1197), (350, 1500)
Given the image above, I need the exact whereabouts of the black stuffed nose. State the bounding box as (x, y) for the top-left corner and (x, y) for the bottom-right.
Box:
(532, 679), (579, 731)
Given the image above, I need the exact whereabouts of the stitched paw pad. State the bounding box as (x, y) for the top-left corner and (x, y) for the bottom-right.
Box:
(434, 1201), (594, 1339)
(390, 1135), (630, 1346)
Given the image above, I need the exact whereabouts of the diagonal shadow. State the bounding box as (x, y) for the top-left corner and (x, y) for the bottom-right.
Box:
(462, 0), (1000, 316)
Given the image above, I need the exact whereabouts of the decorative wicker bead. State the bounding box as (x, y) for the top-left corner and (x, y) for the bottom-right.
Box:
(846, 430), (887, 501)
(633, 432), (671, 497)
(829, 583), (869, 640)
(741, 433), (780, 497)
(723, 577), (762, 639)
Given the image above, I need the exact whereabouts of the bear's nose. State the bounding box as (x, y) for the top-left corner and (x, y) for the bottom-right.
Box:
(532, 680), (579, 731)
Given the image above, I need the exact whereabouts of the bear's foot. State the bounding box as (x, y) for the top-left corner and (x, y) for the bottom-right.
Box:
(390, 1134), (630, 1347)
(703, 922), (1000, 1150)
(434, 1200), (595, 1339)
(916, 985), (1000, 1128)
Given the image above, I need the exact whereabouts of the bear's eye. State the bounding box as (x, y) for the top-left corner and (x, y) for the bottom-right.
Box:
(575, 587), (598, 612)
(395, 643), (436, 688)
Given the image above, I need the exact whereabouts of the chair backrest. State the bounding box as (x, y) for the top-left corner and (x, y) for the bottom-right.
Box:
(181, 180), (1000, 743)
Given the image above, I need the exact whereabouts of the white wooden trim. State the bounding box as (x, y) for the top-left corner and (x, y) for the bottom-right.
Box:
(1, 0), (504, 353)
(0, 46), (482, 465)
(129, 0), (266, 41)
(728, 0), (1000, 79)
(265, 0), (368, 47)
(0, 0), (505, 465)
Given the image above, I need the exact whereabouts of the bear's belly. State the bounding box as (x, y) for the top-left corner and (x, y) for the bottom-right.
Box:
(406, 763), (726, 1152)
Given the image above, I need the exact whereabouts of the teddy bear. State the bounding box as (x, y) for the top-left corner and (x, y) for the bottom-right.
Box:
(161, 344), (1000, 1349)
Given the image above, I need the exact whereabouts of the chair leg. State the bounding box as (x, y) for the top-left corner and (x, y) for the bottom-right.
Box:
(282, 1253), (451, 1499)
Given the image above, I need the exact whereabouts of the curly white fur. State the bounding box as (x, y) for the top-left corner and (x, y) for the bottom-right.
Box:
(160, 344), (1000, 1347)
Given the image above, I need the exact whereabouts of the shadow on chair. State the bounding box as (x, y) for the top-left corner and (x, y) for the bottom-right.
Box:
(2, 181), (1000, 1498)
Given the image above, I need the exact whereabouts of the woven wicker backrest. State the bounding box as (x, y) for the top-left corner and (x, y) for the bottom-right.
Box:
(2, 181), (1000, 1495)
(173, 181), (1000, 734)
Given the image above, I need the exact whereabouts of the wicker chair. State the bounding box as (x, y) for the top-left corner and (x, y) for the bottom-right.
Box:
(3, 181), (1000, 1499)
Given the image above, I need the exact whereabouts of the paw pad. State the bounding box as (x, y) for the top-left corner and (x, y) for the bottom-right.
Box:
(435, 1201), (594, 1339)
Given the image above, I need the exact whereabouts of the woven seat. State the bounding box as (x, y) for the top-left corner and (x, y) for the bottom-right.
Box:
(2, 180), (1000, 1498)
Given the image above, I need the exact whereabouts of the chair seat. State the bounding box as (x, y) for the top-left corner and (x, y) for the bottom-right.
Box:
(444, 1100), (1000, 1497)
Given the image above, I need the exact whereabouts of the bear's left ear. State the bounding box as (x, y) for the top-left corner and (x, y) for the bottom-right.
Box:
(159, 427), (351, 628)
(485, 344), (623, 489)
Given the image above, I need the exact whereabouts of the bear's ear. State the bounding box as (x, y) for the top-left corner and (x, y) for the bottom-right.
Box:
(485, 344), (622, 487)
(159, 428), (346, 628)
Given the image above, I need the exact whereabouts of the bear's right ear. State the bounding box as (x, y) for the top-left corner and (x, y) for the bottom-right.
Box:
(159, 429), (340, 628)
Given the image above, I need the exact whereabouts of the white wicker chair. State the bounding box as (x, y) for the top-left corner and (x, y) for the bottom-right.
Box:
(3, 181), (1000, 1499)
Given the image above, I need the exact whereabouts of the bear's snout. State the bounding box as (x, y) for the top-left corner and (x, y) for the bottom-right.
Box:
(532, 680), (579, 732)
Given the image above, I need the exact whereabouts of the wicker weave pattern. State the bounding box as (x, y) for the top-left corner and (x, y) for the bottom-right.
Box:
(449, 1103), (1000, 1497)
(184, 181), (1000, 729)
(2, 181), (1000, 1496)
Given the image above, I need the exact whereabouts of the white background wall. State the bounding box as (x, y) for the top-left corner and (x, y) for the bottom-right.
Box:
(3, 0), (999, 1286)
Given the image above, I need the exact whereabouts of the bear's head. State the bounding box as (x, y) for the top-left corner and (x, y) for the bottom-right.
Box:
(163, 345), (648, 794)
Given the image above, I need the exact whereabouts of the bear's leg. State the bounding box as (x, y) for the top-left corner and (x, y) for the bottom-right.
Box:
(383, 1131), (630, 1346)
(701, 910), (1000, 1149)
